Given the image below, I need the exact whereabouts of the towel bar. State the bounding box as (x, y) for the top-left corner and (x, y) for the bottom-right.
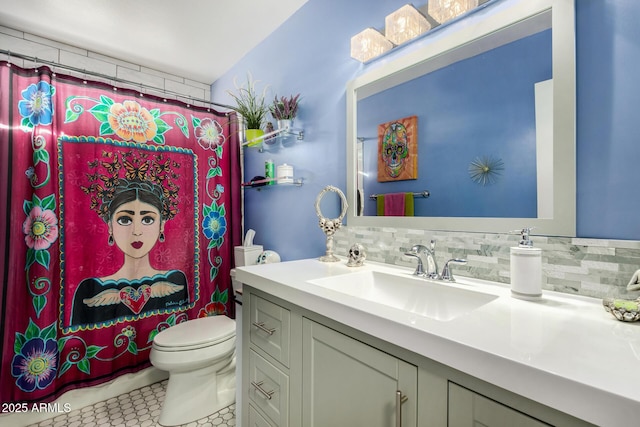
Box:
(369, 190), (430, 200)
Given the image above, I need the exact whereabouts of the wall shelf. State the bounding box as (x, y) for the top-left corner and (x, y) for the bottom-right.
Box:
(242, 126), (304, 150)
(241, 177), (304, 189)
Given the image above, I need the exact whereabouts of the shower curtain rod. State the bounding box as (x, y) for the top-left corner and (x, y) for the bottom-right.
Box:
(0, 49), (235, 111)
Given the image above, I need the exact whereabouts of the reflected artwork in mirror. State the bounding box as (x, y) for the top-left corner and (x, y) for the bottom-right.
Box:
(346, 0), (575, 236)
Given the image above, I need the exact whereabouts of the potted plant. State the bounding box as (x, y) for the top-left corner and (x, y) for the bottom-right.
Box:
(227, 73), (269, 146)
(270, 94), (300, 130)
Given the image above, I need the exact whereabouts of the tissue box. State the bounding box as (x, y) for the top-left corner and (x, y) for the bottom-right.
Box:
(234, 245), (263, 267)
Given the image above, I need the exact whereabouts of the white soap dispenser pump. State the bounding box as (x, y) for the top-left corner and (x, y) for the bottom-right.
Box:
(510, 227), (542, 300)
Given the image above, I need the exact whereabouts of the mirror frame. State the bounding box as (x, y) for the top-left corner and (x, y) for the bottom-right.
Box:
(346, 0), (575, 236)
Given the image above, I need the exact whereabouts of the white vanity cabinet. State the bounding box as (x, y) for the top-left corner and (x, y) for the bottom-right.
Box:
(302, 318), (417, 427)
(448, 383), (549, 427)
(248, 404), (277, 427)
(242, 286), (593, 427)
(247, 294), (291, 426)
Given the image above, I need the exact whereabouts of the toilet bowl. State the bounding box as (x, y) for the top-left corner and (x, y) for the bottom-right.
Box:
(150, 315), (236, 426)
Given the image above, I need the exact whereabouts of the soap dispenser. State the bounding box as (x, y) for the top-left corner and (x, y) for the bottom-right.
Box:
(510, 228), (542, 300)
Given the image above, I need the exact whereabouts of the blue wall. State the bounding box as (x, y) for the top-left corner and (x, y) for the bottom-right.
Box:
(576, 0), (640, 239)
(212, 0), (640, 260)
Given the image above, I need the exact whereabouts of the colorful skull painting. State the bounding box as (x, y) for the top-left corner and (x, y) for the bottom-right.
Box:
(377, 115), (418, 182)
(382, 122), (409, 178)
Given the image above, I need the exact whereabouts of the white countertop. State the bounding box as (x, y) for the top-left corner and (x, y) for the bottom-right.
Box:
(236, 258), (640, 426)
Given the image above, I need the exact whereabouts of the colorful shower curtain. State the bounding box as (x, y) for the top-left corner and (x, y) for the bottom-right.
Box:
(0, 61), (242, 404)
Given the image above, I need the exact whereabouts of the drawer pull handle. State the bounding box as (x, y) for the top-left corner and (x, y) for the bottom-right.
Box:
(251, 380), (275, 400)
(396, 390), (408, 427)
(252, 321), (276, 335)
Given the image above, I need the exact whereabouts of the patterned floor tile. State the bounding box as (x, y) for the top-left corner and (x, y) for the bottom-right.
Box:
(27, 380), (235, 427)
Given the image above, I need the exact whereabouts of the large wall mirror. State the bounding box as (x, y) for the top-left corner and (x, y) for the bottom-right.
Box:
(346, 0), (575, 236)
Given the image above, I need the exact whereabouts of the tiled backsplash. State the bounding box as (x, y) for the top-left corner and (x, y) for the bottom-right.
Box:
(334, 226), (640, 300)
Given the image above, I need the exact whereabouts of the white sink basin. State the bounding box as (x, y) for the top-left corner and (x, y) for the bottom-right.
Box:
(308, 270), (498, 321)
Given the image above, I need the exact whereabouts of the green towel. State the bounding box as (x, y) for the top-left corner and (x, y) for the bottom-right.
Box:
(377, 195), (385, 216)
(376, 193), (414, 216)
(404, 193), (414, 216)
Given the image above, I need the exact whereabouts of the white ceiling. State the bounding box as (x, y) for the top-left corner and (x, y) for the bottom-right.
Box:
(0, 0), (308, 84)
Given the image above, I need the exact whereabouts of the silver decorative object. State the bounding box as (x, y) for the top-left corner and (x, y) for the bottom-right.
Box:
(602, 270), (640, 322)
(469, 155), (504, 185)
(627, 268), (640, 291)
(347, 243), (366, 267)
(603, 269), (640, 321)
(315, 185), (348, 262)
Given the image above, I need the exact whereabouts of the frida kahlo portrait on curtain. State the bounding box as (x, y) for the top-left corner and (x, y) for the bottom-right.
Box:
(61, 139), (198, 329)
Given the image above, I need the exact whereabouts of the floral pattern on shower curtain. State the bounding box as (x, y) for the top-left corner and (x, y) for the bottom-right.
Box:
(0, 62), (242, 403)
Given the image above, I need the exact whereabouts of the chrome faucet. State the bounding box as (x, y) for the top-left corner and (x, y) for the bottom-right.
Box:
(404, 244), (428, 276)
(405, 241), (467, 281)
(440, 258), (468, 282)
(404, 240), (439, 279)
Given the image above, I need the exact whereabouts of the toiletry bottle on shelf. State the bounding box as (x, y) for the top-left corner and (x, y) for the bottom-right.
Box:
(265, 159), (275, 185)
(510, 227), (542, 300)
(276, 163), (293, 184)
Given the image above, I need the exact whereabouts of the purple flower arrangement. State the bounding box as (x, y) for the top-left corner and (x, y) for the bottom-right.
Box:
(270, 94), (301, 120)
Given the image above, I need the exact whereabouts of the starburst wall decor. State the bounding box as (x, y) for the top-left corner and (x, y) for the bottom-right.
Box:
(468, 155), (504, 186)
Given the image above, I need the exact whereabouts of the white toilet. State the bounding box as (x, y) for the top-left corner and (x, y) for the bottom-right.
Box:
(150, 315), (236, 426)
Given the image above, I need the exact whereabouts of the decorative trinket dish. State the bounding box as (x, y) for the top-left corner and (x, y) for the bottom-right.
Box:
(603, 297), (640, 322)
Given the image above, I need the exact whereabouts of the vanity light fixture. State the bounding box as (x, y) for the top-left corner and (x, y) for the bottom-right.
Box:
(350, 27), (394, 63)
(385, 4), (431, 45)
(351, 1), (483, 63)
(428, 0), (480, 24)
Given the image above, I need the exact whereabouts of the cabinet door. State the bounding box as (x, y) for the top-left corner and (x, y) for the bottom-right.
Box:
(302, 318), (417, 427)
(448, 383), (550, 427)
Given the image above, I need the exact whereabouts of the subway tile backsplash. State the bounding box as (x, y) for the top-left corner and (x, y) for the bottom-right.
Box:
(0, 24), (211, 103)
(334, 226), (640, 300)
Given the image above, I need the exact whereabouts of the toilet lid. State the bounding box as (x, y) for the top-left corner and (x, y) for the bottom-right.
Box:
(153, 315), (236, 351)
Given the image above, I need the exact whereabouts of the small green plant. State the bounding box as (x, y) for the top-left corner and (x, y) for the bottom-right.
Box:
(227, 73), (269, 129)
(270, 94), (301, 120)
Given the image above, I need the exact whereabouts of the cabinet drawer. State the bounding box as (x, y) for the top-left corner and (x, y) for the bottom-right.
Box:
(249, 349), (290, 427)
(250, 294), (291, 366)
(249, 403), (276, 427)
(448, 382), (550, 427)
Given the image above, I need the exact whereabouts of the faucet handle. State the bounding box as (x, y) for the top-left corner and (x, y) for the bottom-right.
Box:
(441, 258), (467, 282)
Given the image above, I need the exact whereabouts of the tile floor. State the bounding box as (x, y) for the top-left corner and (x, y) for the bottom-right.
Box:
(26, 380), (235, 427)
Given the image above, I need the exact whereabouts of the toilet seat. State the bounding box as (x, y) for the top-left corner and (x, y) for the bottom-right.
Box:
(153, 316), (236, 352)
